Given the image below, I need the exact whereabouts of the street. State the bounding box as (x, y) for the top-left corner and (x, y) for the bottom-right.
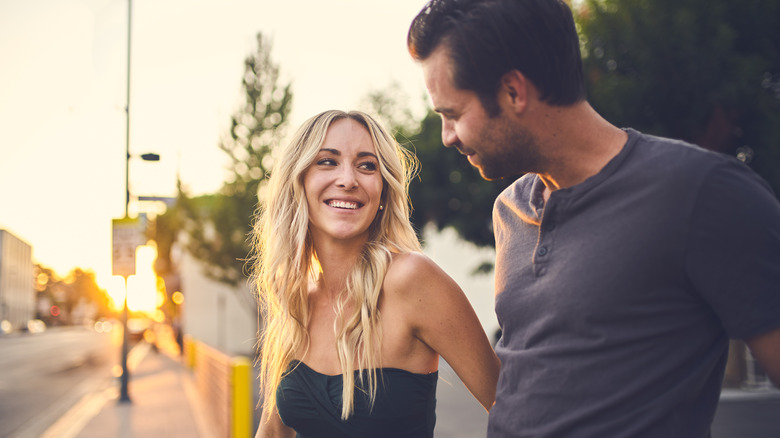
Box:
(712, 391), (780, 438)
(0, 327), (116, 438)
(436, 360), (490, 437)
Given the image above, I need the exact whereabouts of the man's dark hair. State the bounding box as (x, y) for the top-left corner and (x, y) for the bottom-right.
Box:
(408, 0), (586, 115)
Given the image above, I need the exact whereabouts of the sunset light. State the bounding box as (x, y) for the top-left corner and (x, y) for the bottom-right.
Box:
(127, 244), (159, 314)
(105, 244), (161, 315)
(106, 276), (127, 313)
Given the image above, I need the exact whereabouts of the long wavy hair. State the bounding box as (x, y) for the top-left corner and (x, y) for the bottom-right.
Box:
(251, 110), (421, 420)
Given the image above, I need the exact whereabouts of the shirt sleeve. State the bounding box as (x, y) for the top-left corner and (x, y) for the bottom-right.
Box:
(685, 157), (780, 339)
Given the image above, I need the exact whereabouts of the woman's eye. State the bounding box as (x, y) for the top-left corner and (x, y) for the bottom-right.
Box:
(317, 158), (337, 166)
(359, 162), (377, 171)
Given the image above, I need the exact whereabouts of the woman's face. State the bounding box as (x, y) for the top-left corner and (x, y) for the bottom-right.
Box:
(303, 118), (384, 248)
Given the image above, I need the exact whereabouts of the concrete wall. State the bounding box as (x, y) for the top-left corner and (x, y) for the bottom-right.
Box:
(179, 250), (258, 356)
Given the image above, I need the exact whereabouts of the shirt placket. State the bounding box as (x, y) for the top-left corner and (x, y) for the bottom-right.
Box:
(533, 200), (557, 278)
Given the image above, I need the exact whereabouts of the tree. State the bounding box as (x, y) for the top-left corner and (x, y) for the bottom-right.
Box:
(577, 0), (780, 194)
(65, 268), (111, 320)
(34, 265), (110, 325)
(174, 32), (293, 287)
(34, 264), (64, 325)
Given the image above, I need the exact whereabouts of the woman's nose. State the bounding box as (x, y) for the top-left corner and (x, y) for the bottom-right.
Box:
(336, 166), (358, 189)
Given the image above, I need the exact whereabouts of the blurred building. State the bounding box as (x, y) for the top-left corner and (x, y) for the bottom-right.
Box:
(176, 244), (257, 357)
(0, 229), (34, 331)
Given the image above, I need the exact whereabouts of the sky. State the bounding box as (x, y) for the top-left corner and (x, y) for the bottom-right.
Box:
(0, 0), (432, 286)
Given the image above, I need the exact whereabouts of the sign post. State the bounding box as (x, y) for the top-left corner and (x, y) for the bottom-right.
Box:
(112, 217), (143, 277)
(112, 216), (144, 403)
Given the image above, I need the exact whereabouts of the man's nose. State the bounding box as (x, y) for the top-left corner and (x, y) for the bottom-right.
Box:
(441, 119), (458, 148)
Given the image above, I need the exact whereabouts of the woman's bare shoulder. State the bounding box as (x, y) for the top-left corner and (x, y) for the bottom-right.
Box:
(386, 251), (434, 282)
(384, 251), (455, 299)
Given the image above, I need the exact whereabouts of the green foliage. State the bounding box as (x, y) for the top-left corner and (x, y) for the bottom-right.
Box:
(359, 81), (418, 135)
(166, 32), (293, 286)
(578, 0), (780, 193)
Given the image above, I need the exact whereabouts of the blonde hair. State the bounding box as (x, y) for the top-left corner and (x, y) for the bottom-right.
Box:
(252, 110), (421, 420)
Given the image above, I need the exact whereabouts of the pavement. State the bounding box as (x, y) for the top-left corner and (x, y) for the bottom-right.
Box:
(38, 327), (213, 438)
(40, 327), (779, 438)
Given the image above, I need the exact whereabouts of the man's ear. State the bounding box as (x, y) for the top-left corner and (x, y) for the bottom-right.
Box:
(500, 70), (529, 114)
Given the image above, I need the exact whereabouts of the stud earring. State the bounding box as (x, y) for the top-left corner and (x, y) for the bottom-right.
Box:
(379, 205), (384, 211)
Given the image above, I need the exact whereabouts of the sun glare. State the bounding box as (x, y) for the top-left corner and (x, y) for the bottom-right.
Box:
(105, 244), (161, 315)
(127, 245), (159, 314)
(106, 276), (127, 312)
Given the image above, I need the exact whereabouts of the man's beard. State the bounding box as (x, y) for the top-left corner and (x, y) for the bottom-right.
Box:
(476, 119), (542, 181)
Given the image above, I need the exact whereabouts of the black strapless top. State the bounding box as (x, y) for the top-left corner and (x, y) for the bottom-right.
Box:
(276, 360), (438, 438)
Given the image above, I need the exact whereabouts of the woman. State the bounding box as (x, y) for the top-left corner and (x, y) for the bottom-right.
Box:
(252, 110), (499, 437)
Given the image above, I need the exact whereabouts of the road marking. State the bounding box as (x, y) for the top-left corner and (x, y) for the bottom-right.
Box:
(37, 341), (151, 438)
(38, 387), (117, 438)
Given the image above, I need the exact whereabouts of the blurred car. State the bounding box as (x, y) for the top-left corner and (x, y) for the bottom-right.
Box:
(26, 319), (47, 333)
(93, 319), (114, 333)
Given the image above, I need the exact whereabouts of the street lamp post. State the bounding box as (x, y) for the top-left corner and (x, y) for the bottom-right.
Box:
(118, 0), (133, 404)
(124, 0), (133, 220)
(119, 279), (131, 403)
(114, 153), (160, 403)
(118, 0), (162, 404)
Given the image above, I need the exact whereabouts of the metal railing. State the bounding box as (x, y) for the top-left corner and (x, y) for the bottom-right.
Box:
(184, 335), (253, 438)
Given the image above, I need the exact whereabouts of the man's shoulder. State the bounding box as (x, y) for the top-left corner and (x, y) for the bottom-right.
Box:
(627, 128), (727, 168)
(496, 173), (537, 201)
(494, 174), (537, 210)
(492, 174), (542, 228)
(624, 128), (776, 208)
(622, 128), (748, 183)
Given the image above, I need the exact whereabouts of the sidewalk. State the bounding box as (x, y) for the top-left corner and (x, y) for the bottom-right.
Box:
(40, 327), (213, 438)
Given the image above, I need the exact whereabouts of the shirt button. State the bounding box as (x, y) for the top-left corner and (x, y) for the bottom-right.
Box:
(546, 222), (556, 231)
(537, 246), (548, 256)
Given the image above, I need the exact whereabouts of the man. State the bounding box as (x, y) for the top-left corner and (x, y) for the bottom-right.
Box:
(407, 0), (780, 436)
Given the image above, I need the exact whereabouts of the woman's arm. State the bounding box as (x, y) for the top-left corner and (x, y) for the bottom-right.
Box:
(746, 326), (780, 388)
(255, 403), (295, 438)
(389, 252), (501, 411)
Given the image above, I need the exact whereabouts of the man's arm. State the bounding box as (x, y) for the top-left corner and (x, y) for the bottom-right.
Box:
(746, 326), (780, 388)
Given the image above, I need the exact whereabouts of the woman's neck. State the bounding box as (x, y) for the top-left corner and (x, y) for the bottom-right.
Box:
(312, 240), (365, 299)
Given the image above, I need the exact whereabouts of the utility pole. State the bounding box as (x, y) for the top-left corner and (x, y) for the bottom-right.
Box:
(119, 0), (133, 404)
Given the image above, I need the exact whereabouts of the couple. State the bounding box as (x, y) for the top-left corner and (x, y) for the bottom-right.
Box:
(254, 0), (780, 437)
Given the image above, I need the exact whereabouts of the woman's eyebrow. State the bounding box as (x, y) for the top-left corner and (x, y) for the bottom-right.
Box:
(319, 148), (378, 160)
